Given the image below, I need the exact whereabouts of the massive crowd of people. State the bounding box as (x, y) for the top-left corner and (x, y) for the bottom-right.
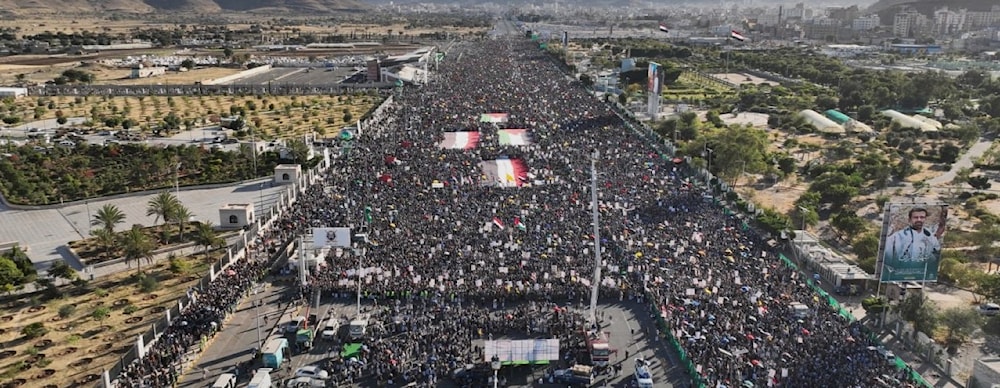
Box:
(116, 259), (267, 387)
(115, 33), (919, 388)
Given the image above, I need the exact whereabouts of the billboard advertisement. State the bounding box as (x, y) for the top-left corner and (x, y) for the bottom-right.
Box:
(313, 227), (352, 248)
(647, 62), (661, 94)
(877, 203), (948, 283)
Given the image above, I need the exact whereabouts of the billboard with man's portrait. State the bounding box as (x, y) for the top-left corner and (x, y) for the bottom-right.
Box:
(876, 202), (948, 283)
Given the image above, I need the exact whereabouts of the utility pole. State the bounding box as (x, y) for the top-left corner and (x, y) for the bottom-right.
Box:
(588, 150), (602, 326)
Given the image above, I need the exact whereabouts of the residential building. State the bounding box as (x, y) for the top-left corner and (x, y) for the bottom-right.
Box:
(893, 9), (928, 38)
(934, 7), (967, 35)
(852, 15), (880, 31)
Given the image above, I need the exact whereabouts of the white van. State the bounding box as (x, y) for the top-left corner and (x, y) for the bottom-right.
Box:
(211, 373), (237, 388)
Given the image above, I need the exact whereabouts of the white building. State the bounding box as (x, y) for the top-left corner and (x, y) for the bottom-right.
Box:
(0, 87), (28, 98)
(130, 65), (167, 79)
(934, 7), (967, 34)
(852, 15), (880, 31)
(218, 203), (255, 230)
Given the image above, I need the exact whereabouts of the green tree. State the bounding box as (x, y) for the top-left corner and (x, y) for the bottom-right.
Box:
(91, 204), (126, 234)
(146, 191), (179, 226)
(938, 307), (982, 350)
(90, 228), (118, 262)
(0, 257), (25, 287)
(977, 273), (1000, 302)
(21, 322), (48, 339)
(807, 172), (861, 209)
(168, 205), (194, 242)
(898, 294), (939, 336)
(120, 225), (154, 274)
(92, 306), (110, 321)
(193, 222), (224, 256)
(48, 261), (77, 281)
(831, 211), (867, 241)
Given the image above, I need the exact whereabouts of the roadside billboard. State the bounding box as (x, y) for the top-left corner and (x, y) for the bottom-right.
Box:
(876, 202), (948, 283)
(312, 227), (352, 248)
(647, 62), (661, 94)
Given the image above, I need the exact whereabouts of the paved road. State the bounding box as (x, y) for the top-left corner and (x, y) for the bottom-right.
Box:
(176, 279), (301, 388)
(928, 137), (994, 186)
(184, 283), (689, 387)
(0, 178), (289, 273)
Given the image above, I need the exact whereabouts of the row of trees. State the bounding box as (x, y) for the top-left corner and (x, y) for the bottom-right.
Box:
(88, 191), (223, 272)
(0, 143), (283, 205)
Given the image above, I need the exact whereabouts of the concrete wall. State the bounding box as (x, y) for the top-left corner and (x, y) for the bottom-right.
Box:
(201, 65), (272, 86)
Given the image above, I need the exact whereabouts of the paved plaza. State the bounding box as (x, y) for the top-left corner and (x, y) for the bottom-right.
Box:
(0, 178), (290, 275)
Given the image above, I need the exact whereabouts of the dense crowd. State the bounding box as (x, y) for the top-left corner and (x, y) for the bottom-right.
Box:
(115, 259), (267, 387)
(116, 33), (918, 388)
(300, 37), (918, 388)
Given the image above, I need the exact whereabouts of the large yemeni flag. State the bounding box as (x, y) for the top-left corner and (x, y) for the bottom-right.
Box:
(479, 158), (529, 188)
(730, 30), (747, 42)
(480, 113), (509, 123)
(498, 129), (531, 146)
(439, 132), (480, 150)
(493, 217), (505, 230)
(658, 24), (670, 33)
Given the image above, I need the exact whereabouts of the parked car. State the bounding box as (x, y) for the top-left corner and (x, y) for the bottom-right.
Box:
(320, 320), (339, 340)
(294, 366), (328, 380)
(979, 303), (1000, 316)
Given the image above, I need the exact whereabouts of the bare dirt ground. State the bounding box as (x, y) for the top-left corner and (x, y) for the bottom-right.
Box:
(711, 72), (779, 86)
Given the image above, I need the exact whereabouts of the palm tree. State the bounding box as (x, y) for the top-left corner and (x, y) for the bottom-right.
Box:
(120, 225), (154, 274)
(90, 228), (117, 262)
(167, 205), (194, 243)
(146, 191), (179, 226)
(91, 204), (126, 234)
(193, 222), (224, 256)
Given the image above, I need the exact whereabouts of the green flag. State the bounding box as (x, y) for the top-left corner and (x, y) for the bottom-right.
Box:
(364, 206), (372, 223)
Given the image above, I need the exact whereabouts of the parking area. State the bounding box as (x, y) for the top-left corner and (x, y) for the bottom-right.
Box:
(230, 67), (362, 85)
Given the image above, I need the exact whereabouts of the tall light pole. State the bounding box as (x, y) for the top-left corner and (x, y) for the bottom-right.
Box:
(798, 206), (809, 232)
(704, 145), (714, 185)
(588, 150), (602, 326)
(491, 355), (501, 388)
(174, 162), (182, 196)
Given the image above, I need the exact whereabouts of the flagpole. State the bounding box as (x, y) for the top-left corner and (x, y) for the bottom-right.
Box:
(589, 150), (602, 326)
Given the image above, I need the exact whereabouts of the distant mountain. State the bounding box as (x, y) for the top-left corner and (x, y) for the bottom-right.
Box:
(0, 0), (369, 14)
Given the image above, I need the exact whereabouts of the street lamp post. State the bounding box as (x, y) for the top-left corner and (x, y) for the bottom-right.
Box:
(798, 206), (809, 231)
(174, 162), (182, 196)
(491, 355), (501, 388)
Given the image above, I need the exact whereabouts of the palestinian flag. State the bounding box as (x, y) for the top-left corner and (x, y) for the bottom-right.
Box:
(514, 217), (526, 231)
(730, 30), (747, 42)
(479, 158), (529, 188)
(480, 113), (509, 123)
(658, 24), (670, 33)
(493, 217), (505, 230)
(498, 129), (531, 146)
(439, 131), (481, 150)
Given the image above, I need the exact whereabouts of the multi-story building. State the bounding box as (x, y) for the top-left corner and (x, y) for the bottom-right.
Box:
(852, 15), (880, 31)
(893, 9), (927, 38)
(965, 6), (1000, 29)
(934, 7), (967, 34)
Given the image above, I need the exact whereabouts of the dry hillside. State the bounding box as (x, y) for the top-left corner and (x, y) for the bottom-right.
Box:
(0, 0), (368, 14)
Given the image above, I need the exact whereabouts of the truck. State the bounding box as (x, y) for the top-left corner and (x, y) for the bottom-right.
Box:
(348, 318), (368, 340)
(296, 328), (315, 350)
(585, 329), (614, 367)
(552, 364), (594, 386)
(262, 338), (289, 368)
(248, 369), (272, 388)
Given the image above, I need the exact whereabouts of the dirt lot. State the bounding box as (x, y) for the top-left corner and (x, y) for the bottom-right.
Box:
(0, 257), (213, 387)
(0, 63), (242, 86)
